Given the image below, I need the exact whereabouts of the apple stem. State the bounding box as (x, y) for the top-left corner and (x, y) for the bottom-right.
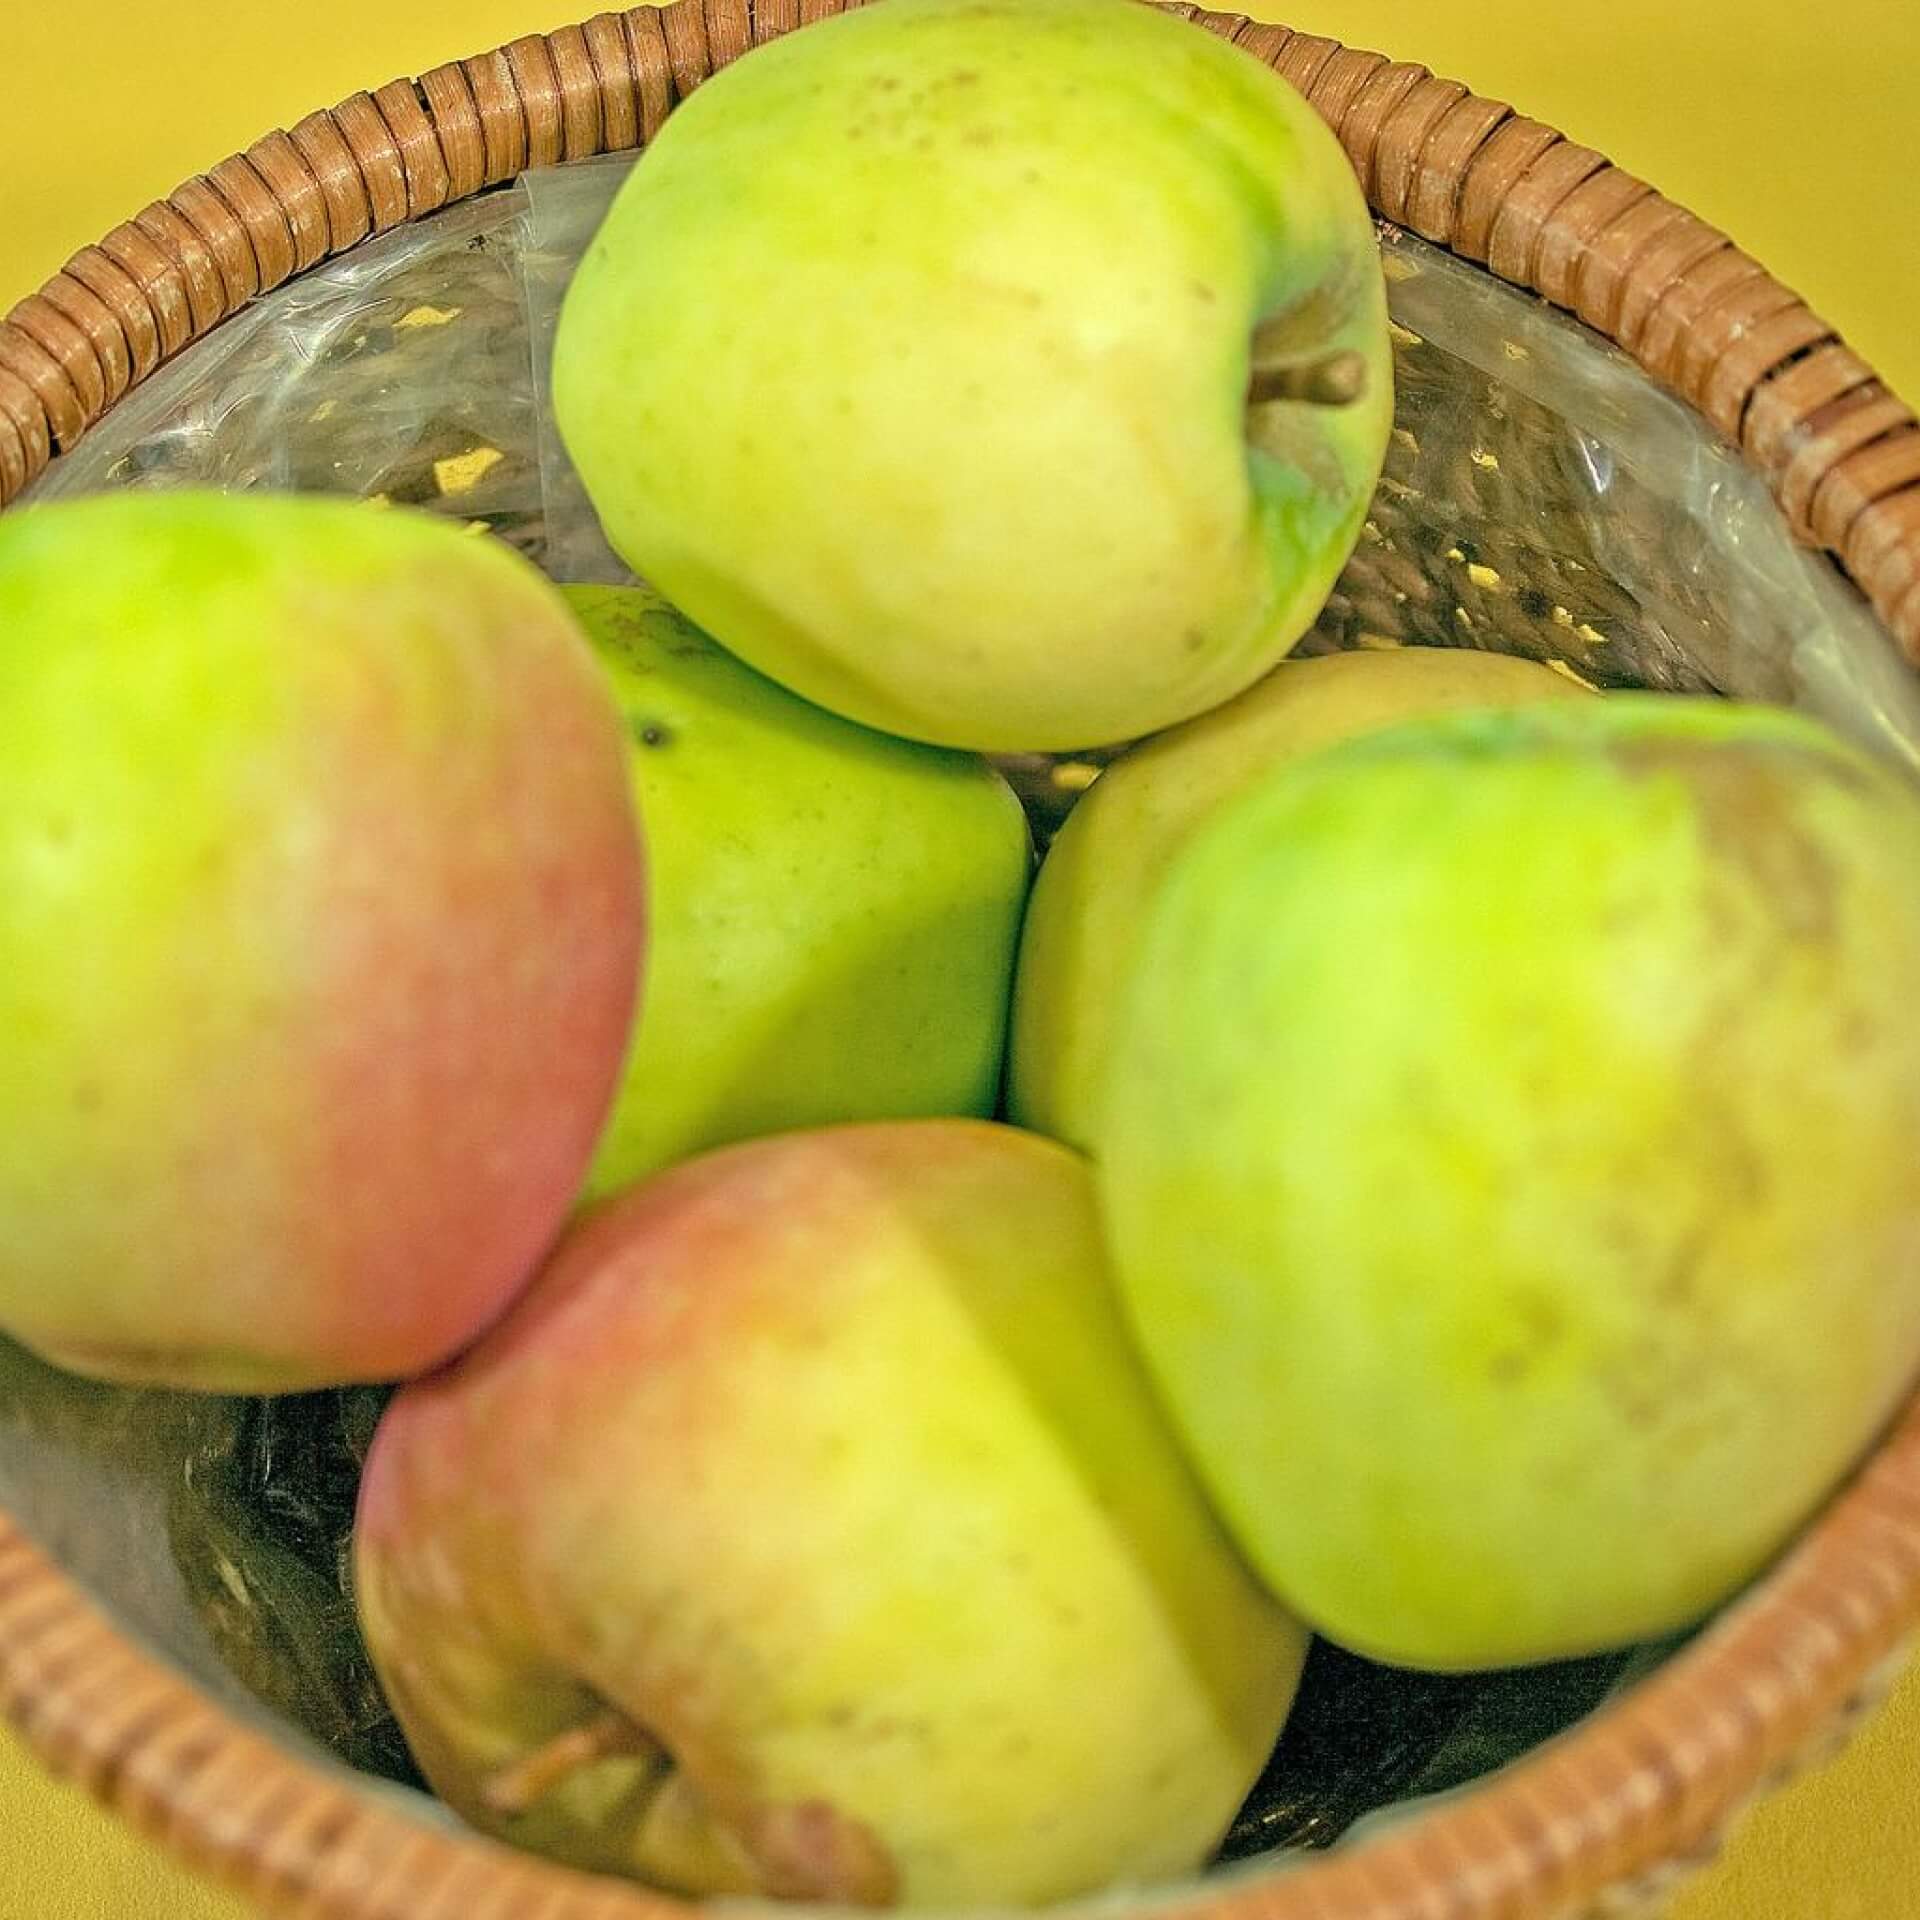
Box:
(479, 1709), (661, 1818)
(1245, 348), (1369, 409)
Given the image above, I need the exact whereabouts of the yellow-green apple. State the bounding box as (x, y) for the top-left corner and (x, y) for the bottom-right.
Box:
(1100, 698), (1920, 1669)
(1011, 647), (1587, 1149)
(552, 0), (1392, 753)
(0, 492), (643, 1392)
(566, 585), (1029, 1201)
(354, 1120), (1306, 1906)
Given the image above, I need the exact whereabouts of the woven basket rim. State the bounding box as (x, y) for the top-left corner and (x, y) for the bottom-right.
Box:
(5, 7), (1920, 1920)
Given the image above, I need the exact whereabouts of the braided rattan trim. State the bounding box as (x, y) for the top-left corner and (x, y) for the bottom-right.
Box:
(4, 1384), (1919, 1920)
(4, 5), (1920, 1917)
(0, 0), (1914, 663)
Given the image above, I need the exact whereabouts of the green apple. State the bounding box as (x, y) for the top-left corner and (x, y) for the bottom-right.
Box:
(355, 1121), (1307, 1906)
(553, 0), (1392, 752)
(0, 492), (643, 1391)
(566, 585), (1030, 1202)
(1011, 647), (1587, 1149)
(1100, 697), (1920, 1669)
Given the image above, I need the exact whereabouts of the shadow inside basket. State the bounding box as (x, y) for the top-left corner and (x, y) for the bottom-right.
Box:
(0, 1344), (1687, 1860)
(5, 150), (1915, 1876)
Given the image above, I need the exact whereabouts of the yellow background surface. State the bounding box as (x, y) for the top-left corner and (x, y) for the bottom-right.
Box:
(1, 2), (1916, 1917)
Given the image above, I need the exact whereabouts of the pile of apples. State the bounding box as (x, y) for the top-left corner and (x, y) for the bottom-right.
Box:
(8, 0), (1920, 1908)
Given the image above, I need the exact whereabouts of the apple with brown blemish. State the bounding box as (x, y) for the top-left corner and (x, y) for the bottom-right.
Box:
(1100, 697), (1920, 1668)
(353, 1120), (1306, 1906)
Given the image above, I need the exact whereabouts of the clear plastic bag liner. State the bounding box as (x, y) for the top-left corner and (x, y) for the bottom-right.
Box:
(11, 152), (1920, 1865)
(30, 154), (1920, 776)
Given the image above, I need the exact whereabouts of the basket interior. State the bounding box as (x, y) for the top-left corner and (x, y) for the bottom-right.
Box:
(6, 151), (1917, 1879)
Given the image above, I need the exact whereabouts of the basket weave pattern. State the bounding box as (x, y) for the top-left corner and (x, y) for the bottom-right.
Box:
(5, 5), (1920, 1917)
(3, 4), (1918, 657)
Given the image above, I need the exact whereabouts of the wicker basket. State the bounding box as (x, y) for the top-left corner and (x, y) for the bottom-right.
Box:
(5, 5), (1920, 1917)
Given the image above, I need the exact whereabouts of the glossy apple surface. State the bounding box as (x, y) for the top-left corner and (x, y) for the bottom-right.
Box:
(554, 0), (1392, 751)
(0, 492), (643, 1390)
(1011, 646), (1586, 1148)
(1103, 698), (1920, 1667)
(356, 1120), (1306, 1905)
(568, 584), (1029, 1201)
